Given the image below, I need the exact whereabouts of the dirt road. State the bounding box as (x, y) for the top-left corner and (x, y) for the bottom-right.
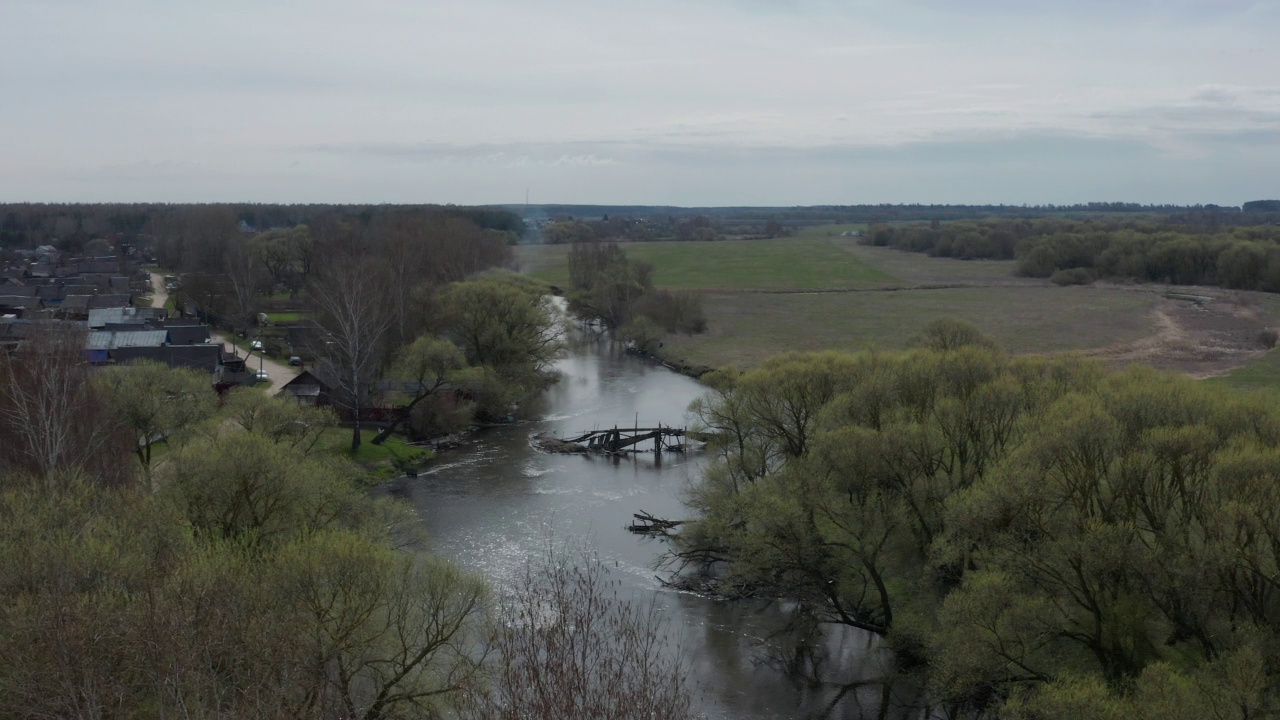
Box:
(148, 271), (169, 310)
(149, 271), (301, 392)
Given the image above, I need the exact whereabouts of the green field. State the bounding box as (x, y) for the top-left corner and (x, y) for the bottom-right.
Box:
(267, 312), (308, 323)
(1208, 351), (1280, 392)
(517, 234), (895, 290)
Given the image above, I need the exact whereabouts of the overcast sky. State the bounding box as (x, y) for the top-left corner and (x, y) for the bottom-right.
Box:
(2, 0), (1277, 206)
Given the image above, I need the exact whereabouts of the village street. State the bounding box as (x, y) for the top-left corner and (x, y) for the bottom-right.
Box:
(149, 271), (301, 392)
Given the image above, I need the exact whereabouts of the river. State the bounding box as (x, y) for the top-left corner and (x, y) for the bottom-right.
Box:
(389, 328), (931, 719)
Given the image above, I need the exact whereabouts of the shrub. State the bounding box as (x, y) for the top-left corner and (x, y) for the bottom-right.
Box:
(635, 289), (706, 334)
(1258, 329), (1279, 349)
(1050, 267), (1097, 286)
(910, 318), (998, 352)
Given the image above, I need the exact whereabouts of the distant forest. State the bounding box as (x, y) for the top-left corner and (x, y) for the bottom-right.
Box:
(519, 201), (1279, 227)
(2, 201), (1277, 254)
(0, 203), (526, 253)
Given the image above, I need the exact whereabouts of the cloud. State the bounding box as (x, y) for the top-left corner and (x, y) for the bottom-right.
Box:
(1, 0), (1278, 203)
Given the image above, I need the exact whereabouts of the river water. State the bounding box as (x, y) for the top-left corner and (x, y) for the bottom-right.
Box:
(390, 329), (930, 719)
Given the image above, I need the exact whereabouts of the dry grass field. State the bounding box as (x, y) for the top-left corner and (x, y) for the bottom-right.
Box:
(660, 286), (1158, 369)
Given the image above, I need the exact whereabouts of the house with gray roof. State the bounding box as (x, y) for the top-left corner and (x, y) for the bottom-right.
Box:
(88, 306), (166, 328)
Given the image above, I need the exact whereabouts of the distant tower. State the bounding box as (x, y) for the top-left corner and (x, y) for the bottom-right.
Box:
(524, 187), (530, 218)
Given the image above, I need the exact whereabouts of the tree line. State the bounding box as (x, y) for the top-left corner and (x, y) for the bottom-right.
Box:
(0, 332), (691, 719)
(0, 203), (526, 253)
(864, 217), (1280, 290)
(563, 240), (706, 352)
(673, 319), (1280, 718)
(527, 202), (1276, 230)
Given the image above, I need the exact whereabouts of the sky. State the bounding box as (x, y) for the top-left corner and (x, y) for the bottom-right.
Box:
(1, 0), (1277, 206)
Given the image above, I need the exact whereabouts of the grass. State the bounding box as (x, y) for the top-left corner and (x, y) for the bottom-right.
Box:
(661, 286), (1159, 370)
(320, 428), (433, 478)
(267, 312), (308, 323)
(517, 234), (895, 290)
(516, 225), (1280, 380)
(1207, 352), (1280, 392)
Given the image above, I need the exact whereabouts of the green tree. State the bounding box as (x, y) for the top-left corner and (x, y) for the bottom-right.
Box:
(96, 360), (218, 474)
(438, 275), (561, 417)
(373, 335), (466, 444)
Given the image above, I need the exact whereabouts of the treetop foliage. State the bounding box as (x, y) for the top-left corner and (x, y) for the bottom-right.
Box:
(678, 336), (1280, 717)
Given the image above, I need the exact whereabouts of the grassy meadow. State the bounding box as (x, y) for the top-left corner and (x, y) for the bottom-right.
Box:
(661, 286), (1157, 369)
(519, 225), (1280, 384)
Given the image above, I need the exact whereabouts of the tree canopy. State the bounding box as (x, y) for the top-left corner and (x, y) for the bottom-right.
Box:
(675, 332), (1280, 716)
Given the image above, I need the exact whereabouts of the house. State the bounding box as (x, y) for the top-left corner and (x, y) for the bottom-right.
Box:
(86, 329), (168, 352)
(88, 294), (132, 309)
(279, 370), (331, 406)
(88, 306), (166, 329)
(162, 324), (211, 345)
(59, 295), (93, 319)
(115, 344), (222, 374)
(0, 296), (45, 316)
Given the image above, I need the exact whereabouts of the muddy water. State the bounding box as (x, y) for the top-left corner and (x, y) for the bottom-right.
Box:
(389, 330), (929, 719)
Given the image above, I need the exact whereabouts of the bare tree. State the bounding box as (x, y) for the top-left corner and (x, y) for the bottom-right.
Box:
(468, 543), (695, 720)
(309, 257), (392, 452)
(224, 236), (267, 336)
(0, 325), (128, 490)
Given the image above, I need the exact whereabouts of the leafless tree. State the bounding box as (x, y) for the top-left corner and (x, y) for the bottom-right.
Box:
(309, 256), (392, 452)
(219, 237), (265, 337)
(0, 325), (129, 490)
(467, 543), (695, 720)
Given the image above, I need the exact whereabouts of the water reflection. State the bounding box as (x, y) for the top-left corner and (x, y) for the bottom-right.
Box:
(396, 330), (929, 719)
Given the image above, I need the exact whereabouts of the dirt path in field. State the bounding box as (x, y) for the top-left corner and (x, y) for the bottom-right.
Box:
(1070, 294), (1275, 379)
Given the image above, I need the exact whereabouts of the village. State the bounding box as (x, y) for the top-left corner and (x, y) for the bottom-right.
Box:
(0, 242), (409, 424)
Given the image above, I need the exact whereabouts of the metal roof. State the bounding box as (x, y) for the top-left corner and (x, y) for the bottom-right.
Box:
(88, 306), (164, 328)
(86, 329), (167, 350)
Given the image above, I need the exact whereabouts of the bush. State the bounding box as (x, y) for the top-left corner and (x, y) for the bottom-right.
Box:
(409, 393), (475, 439)
(620, 316), (663, 354)
(1258, 329), (1279, 349)
(1050, 267), (1097, 286)
(634, 289), (706, 334)
(910, 318), (998, 352)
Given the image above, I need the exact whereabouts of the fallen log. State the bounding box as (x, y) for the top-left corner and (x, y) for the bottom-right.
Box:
(627, 510), (686, 535)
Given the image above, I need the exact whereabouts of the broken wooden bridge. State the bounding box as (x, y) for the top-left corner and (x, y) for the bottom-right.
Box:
(558, 424), (687, 454)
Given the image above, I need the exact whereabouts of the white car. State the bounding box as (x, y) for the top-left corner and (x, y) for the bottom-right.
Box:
(253, 371), (270, 383)
(251, 340), (264, 351)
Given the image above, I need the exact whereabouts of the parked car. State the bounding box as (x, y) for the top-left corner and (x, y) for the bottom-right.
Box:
(251, 340), (264, 351)
(288, 356), (303, 366)
(253, 371), (270, 383)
